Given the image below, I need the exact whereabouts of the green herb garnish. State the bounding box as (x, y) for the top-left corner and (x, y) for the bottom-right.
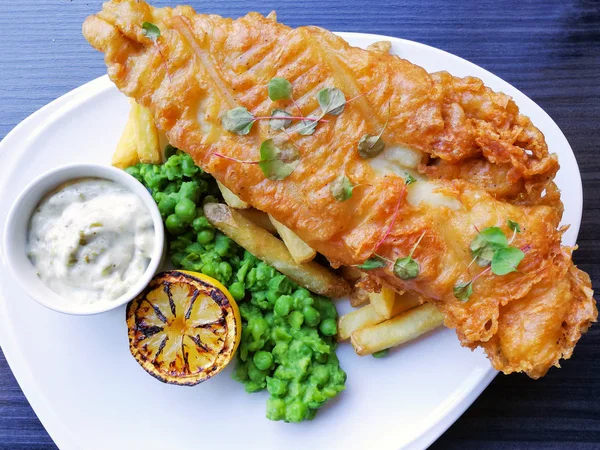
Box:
(221, 107), (255, 135)
(269, 109), (292, 131)
(222, 107), (325, 136)
(372, 349), (389, 358)
(330, 174), (355, 202)
(142, 22), (161, 40)
(507, 219), (521, 233)
(456, 224), (527, 301)
(404, 172), (416, 185)
(268, 78), (293, 101)
(258, 139), (299, 180)
(453, 281), (473, 302)
(356, 256), (387, 270)
(470, 226), (507, 267)
(393, 231), (426, 280)
(491, 246), (525, 276)
(316, 87), (346, 116)
(358, 107), (390, 159)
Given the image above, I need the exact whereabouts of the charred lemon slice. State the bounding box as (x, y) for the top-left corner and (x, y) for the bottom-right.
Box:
(126, 270), (241, 385)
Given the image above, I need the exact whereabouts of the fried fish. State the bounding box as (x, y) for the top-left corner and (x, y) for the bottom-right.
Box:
(83, 0), (596, 378)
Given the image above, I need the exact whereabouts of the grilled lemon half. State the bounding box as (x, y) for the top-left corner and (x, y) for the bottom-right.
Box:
(126, 270), (241, 385)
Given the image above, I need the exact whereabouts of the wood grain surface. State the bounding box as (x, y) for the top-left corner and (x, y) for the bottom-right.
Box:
(1, 0), (599, 448)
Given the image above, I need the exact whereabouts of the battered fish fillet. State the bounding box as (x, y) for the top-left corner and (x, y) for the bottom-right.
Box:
(83, 0), (596, 378)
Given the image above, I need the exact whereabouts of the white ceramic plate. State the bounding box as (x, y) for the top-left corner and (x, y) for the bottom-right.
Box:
(0, 32), (582, 450)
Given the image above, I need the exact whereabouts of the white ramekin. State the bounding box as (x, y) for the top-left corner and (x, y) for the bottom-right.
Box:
(3, 164), (165, 315)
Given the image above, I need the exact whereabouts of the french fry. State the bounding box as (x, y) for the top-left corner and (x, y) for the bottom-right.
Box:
(350, 303), (444, 356)
(350, 286), (369, 307)
(268, 215), (316, 264)
(369, 287), (396, 319)
(338, 305), (382, 341)
(204, 203), (350, 298)
(237, 209), (277, 234)
(339, 292), (423, 341)
(131, 101), (162, 164)
(217, 181), (250, 209)
(111, 105), (139, 169)
(393, 291), (422, 314)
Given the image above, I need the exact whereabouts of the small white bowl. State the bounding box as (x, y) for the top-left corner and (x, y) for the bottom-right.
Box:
(3, 164), (165, 315)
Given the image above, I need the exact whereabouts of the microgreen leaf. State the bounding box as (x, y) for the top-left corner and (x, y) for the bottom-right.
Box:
(268, 78), (293, 101)
(507, 219), (521, 233)
(330, 174), (354, 201)
(356, 256), (387, 270)
(221, 107), (255, 135)
(491, 246), (524, 276)
(142, 22), (161, 41)
(393, 257), (420, 280)
(258, 139), (299, 180)
(269, 109), (292, 130)
(470, 226), (508, 259)
(297, 113), (320, 135)
(358, 134), (385, 159)
(404, 172), (416, 185)
(453, 281), (473, 302)
(317, 87), (346, 116)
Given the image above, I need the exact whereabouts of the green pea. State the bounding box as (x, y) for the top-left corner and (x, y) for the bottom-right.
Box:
(302, 306), (321, 328)
(247, 361), (267, 384)
(192, 216), (212, 232)
(292, 288), (311, 301)
(175, 198), (197, 223)
(158, 196), (177, 217)
(289, 310), (304, 329)
(311, 365), (330, 388)
(266, 289), (280, 305)
(203, 195), (218, 205)
(181, 155), (199, 177)
(319, 318), (337, 336)
(218, 261), (232, 282)
(372, 349), (389, 358)
(266, 377), (287, 397)
(214, 234), (231, 256)
(274, 295), (293, 317)
(202, 261), (216, 277)
(229, 281), (245, 301)
(165, 214), (186, 235)
(271, 326), (292, 343)
(178, 181), (199, 202)
(286, 400), (309, 423)
(125, 165), (142, 181)
(314, 352), (328, 364)
(197, 229), (215, 245)
(231, 362), (248, 382)
(171, 252), (184, 267)
(266, 398), (286, 421)
(253, 351), (273, 371)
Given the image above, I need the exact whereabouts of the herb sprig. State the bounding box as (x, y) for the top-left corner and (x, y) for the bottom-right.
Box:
(355, 231), (426, 281)
(358, 105), (391, 159)
(213, 139), (299, 180)
(142, 22), (171, 82)
(221, 107), (327, 136)
(455, 222), (525, 301)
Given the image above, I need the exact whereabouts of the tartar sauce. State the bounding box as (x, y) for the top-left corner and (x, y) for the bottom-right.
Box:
(27, 178), (155, 304)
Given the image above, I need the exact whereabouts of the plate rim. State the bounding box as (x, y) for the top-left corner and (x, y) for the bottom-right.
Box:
(0, 31), (582, 450)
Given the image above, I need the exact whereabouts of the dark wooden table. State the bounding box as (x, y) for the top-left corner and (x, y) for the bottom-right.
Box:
(1, 0), (599, 448)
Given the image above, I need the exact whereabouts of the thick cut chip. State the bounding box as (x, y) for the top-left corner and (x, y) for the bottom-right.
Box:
(126, 270), (241, 385)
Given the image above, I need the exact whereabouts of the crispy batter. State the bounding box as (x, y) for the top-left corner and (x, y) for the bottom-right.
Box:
(83, 0), (596, 378)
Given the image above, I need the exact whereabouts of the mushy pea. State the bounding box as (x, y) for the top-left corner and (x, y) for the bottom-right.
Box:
(126, 149), (346, 422)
